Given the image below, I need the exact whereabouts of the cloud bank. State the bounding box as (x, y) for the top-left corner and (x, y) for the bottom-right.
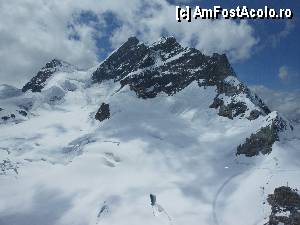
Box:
(0, 0), (258, 87)
(251, 85), (300, 123)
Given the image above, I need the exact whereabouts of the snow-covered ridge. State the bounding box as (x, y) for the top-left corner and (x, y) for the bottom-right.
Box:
(0, 59), (87, 124)
(22, 59), (78, 93)
(0, 84), (22, 99)
(0, 37), (299, 225)
(1, 37), (292, 151)
(91, 36), (235, 95)
(90, 37), (271, 122)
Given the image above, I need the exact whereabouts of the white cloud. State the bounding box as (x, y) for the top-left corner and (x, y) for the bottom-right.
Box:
(278, 65), (299, 82)
(278, 66), (289, 80)
(0, 0), (258, 87)
(251, 85), (300, 123)
(271, 20), (295, 48)
(0, 0), (102, 87)
(106, 1), (258, 62)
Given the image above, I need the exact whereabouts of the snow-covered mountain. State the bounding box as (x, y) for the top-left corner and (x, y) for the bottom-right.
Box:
(0, 37), (299, 225)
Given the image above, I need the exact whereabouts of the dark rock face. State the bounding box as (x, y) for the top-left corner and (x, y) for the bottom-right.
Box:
(237, 114), (288, 157)
(237, 125), (278, 157)
(18, 110), (27, 117)
(1, 113), (17, 122)
(92, 36), (294, 159)
(92, 37), (236, 99)
(266, 186), (300, 225)
(95, 103), (110, 122)
(92, 37), (271, 120)
(1, 116), (10, 121)
(248, 109), (262, 120)
(0, 159), (18, 175)
(91, 36), (288, 157)
(218, 102), (248, 119)
(1, 108), (28, 122)
(22, 59), (71, 92)
(209, 82), (270, 120)
(209, 97), (224, 109)
(150, 194), (157, 206)
(272, 115), (291, 132)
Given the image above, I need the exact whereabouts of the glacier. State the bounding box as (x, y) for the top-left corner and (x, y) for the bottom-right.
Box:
(0, 37), (299, 225)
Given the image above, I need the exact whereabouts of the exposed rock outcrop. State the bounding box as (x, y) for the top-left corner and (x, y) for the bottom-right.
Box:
(0, 159), (19, 175)
(18, 110), (27, 117)
(92, 37), (236, 99)
(95, 103), (110, 122)
(237, 113), (290, 157)
(92, 36), (270, 121)
(22, 59), (75, 92)
(265, 186), (300, 225)
(237, 125), (278, 157)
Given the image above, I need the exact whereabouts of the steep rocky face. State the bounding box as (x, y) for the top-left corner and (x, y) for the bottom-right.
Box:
(92, 37), (270, 119)
(237, 125), (278, 157)
(95, 103), (110, 122)
(266, 186), (300, 225)
(237, 112), (291, 157)
(22, 59), (75, 92)
(92, 37), (236, 98)
(5, 37), (291, 158)
(210, 85), (271, 120)
(210, 99), (249, 120)
(1, 59), (77, 123)
(1, 36), (299, 225)
(91, 36), (290, 157)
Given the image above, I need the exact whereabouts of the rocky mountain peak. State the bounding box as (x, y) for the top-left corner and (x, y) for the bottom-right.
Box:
(150, 36), (180, 50)
(17, 37), (291, 158)
(125, 36), (140, 46)
(44, 58), (64, 69)
(91, 36), (271, 118)
(90, 36), (294, 158)
(266, 186), (300, 225)
(92, 36), (236, 98)
(22, 58), (76, 92)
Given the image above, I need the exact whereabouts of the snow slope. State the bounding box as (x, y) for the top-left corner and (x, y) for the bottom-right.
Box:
(0, 38), (299, 225)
